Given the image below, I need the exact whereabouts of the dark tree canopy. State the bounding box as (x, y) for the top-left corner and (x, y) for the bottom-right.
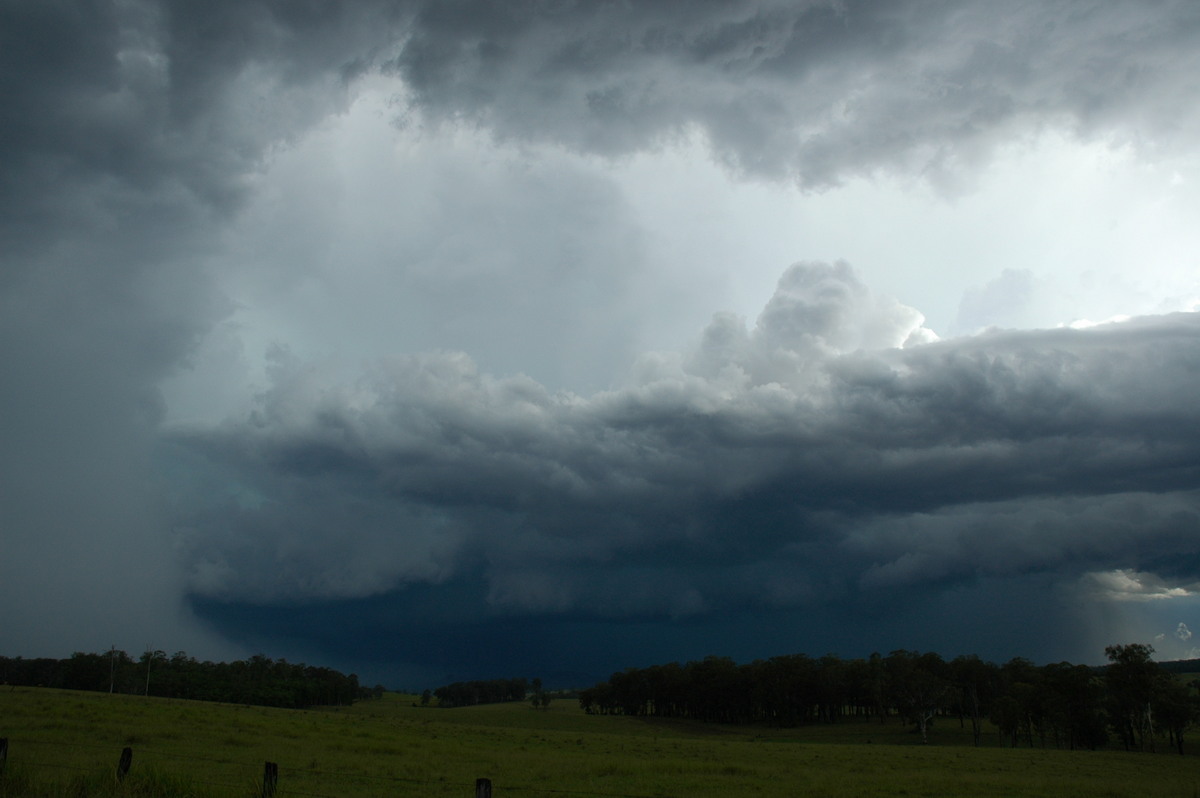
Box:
(0, 650), (361, 709)
(578, 645), (1198, 752)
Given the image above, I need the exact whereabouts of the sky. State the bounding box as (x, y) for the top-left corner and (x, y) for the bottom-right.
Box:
(3, 0), (1200, 689)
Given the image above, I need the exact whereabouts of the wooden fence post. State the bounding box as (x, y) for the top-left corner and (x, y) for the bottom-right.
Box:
(262, 761), (278, 798)
(475, 777), (492, 798)
(1, 737), (8, 775)
(117, 747), (132, 781)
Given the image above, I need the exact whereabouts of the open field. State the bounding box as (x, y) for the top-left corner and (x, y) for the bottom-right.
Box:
(1, 686), (1198, 797)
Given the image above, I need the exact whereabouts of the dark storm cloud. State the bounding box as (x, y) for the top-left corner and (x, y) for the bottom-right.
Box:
(0, 0), (408, 653)
(0, 1), (394, 235)
(6, 0), (1200, 674)
(390, 0), (1200, 187)
(168, 264), (1200, 664)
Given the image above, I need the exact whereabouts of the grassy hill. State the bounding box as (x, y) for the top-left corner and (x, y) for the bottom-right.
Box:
(1, 685), (1197, 797)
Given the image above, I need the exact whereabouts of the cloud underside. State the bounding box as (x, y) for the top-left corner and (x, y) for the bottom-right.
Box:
(170, 263), (1200, 635)
(390, 0), (1200, 189)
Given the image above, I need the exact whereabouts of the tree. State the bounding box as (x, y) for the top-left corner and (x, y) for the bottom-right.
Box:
(885, 650), (949, 743)
(1154, 677), (1198, 755)
(868, 652), (886, 723)
(990, 694), (1023, 748)
(998, 657), (1045, 747)
(63, 652), (108, 692)
(140, 649), (166, 696)
(949, 655), (997, 746)
(1104, 643), (1160, 752)
(1042, 662), (1107, 750)
(816, 654), (848, 723)
(530, 678), (551, 710)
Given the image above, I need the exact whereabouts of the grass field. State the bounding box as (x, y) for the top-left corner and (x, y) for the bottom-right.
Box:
(1, 686), (1197, 797)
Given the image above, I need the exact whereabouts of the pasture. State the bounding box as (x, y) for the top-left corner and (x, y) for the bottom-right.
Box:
(1, 686), (1197, 797)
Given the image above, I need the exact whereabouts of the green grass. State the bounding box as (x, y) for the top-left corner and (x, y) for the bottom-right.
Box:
(2, 687), (1198, 797)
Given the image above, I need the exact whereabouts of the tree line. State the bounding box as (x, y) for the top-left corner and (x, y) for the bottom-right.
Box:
(431, 677), (532, 708)
(0, 650), (363, 708)
(426, 676), (559, 710)
(578, 644), (1200, 753)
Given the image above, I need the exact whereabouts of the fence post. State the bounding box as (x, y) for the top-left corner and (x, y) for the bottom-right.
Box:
(117, 747), (132, 781)
(262, 761), (278, 798)
(1, 737), (8, 775)
(475, 777), (492, 798)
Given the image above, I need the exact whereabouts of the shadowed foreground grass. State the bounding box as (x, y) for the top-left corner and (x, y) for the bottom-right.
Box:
(2, 686), (1198, 797)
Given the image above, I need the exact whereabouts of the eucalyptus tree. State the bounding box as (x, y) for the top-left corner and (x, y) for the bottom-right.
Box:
(1104, 643), (1161, 752)
(949, 655), (998, 746)
(884, 650), (950, 743)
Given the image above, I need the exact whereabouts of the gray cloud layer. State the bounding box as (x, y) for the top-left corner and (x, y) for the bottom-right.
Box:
(168, 264), (1200, 649)
(391, 0), (1200, 188)
(1, 0), (398, 654)
(3, 0), (1200, 675)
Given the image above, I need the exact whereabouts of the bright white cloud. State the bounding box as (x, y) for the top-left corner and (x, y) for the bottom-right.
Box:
(162, 83), (1200, 435)
(1085, 569), (1200, 602)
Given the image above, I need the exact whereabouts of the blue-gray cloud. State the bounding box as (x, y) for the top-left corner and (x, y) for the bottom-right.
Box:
(0, 0), (404, 655)
(390, 0), (1200, 187)
(168, 263), (1200, 677)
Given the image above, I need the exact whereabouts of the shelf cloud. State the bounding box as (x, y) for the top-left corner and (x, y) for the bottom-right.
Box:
(3, 0), (1199, 683)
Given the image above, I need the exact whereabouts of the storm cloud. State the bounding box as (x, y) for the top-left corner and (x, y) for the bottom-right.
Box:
(390, 0), (1200, 187)
(167, 264), (1200, 679)
(3, 0), (1199, 683)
